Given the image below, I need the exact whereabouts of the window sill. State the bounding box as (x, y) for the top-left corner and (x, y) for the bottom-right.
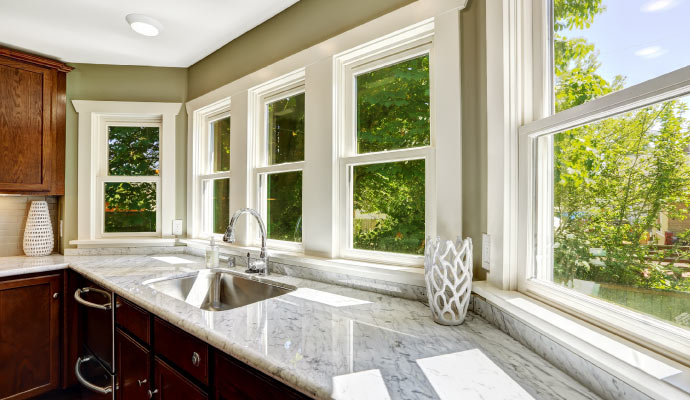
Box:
(472, 281), (690, 399)
(69, 238), (178, 248)
(179, 238), (425, 287)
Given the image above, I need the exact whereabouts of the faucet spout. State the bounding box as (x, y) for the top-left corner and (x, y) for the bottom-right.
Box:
(223, 208), (269, 273)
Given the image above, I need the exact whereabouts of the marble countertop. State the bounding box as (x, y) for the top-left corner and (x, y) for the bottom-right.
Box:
(0, 254), (600, 399)
(0, 254), (68, 278)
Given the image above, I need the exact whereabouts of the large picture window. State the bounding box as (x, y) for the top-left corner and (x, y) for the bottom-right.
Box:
(340, 47), (433, 263)
(520, 0), (690, 361)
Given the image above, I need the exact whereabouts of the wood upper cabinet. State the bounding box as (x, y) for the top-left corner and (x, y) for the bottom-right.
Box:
(0, 47), (71, 195)
(0, 273), (62, 400)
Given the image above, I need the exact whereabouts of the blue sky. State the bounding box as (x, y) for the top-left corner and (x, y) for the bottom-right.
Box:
(562, 0), (690, 88)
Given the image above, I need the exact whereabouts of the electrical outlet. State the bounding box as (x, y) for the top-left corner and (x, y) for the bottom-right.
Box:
(482, 233), (491, 272)
(172, 220), (183, 236)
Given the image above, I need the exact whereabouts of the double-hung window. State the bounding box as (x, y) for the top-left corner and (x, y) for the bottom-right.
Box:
(99, 120), (161, 236)
(519, 0), (690, 362)
(253, 78), (305, 249)
(199, 112), (231, 236)
(339, 42), (434, 265)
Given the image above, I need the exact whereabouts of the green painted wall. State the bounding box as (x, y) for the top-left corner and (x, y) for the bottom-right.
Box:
(62, 64), (188, 250)
(187, 0), (415, 100)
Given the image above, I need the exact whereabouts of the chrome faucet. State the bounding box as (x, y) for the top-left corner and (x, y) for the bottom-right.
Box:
(223, 208), (269, 275)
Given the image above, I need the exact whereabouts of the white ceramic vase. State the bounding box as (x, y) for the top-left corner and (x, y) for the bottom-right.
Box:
(23, 201), (54, 256)
(424, 236), (473, 325)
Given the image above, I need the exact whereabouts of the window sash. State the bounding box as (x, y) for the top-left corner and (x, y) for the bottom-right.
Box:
(259, 86), (305, 167)
(256, 167), (304, 251)
(96, 176), (161, 237)
(519, 63), (690, 362)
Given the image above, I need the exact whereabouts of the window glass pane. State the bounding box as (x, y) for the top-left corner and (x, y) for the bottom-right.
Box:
(104, 182), (156, 233)
(266, 171), (302, 242)
(353, 159), (425, 255)
(356, 54), (430, 153)
(545, 94), (690, 330)
(553, 0), (690, 112)
(267, 93), (305, 164)
(211, 117), (230, 172)
(212, 178), (230, 234)
(108, 126), (159, 176)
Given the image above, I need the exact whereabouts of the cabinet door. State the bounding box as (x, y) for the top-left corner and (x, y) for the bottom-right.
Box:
(0, 56), (56, 193)
(115, 329), (150, 400)
(0, 273), (61, 399)
(152, 357), (206, 400)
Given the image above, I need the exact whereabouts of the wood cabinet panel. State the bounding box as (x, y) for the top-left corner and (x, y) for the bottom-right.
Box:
(215, 353), (309, 400)
(116, 329), (150, 400)
(153, 317), (208, 385)
(0, 273), (61, 400)
(0, 47), (71, 195)
(153, 357), (207, 400)
(116, 296), (151, 345)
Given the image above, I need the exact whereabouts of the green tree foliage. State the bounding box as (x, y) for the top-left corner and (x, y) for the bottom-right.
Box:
(267, 171), (302, 242)
(553, 1), (690, 298)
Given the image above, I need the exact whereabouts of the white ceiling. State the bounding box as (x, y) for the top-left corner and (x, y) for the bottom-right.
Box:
(0, 0), (299, 67)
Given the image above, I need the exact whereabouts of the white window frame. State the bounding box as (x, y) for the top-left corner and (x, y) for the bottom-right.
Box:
(97, 118), (162, 237)
(249, 70), (306, 252)
(71, 100), (181, 244)
(337, 40), (436, 266)
(511, 0), (690, 364)
(199, 110), (232, 238)
(188, 99), (232, 239)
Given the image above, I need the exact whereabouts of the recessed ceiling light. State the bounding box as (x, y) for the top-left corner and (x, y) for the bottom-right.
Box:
(125, 14), (163, 37)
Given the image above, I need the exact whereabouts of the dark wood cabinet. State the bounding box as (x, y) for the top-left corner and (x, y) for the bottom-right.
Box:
(115, 329), (150, 400)
(0, 273), (61, 399)
(215, 353), (309, 400)
(0, 47), (71, 195)
(153, 357), (207, 400)
(153, 317), (209, 385)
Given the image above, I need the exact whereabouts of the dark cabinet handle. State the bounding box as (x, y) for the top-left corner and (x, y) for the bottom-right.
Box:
(192, 352), (200, 367)
(148, 389), (158, 399)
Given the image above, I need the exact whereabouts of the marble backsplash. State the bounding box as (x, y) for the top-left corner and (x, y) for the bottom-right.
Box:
(0, 196), (59, 257)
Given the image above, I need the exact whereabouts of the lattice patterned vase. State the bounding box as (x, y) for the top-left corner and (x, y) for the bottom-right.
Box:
(23, 201), (54, 256)
(424, 236), (473, 325)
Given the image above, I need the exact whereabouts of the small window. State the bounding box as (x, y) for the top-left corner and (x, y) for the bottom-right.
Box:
(200, 115), (231, 235)
(101, 123), (161, 235)
(341, 50), (432, 262)
(256, 89), (305, 246)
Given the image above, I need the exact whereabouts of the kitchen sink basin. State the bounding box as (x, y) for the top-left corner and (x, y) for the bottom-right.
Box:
(144, 269), (295, 311)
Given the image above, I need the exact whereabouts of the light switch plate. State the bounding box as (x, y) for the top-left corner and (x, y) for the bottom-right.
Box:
(172, 220), (183, 236)
(482, 233), (491, 272)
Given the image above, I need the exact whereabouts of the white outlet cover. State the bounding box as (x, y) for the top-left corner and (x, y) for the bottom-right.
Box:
(172, 220), (183, 236)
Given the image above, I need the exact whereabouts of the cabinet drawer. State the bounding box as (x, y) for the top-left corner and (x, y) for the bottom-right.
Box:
(116, 296), (150, 345)
(153, 357), (207, 400)
(153, 317), (208, 385)
(215, 353), (310, 399)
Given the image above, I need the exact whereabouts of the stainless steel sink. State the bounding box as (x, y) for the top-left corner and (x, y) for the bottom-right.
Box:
(143, 269), (295, 311)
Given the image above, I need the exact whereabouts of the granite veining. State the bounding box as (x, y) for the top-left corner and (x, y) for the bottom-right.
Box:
(41, 253), (600, 400)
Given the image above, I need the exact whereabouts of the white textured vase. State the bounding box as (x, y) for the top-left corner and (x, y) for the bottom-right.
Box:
(424, 236), (473, 326)
(23, 201), (54, 256)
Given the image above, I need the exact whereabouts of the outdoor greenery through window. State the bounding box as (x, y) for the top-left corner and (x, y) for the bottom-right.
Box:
(267, 93), (305, 164)
(266, 171), (302, 242)
(351, 53), (430, 255)
(262, 92), (304, 243)
(104, 126), (159, 233)
(548, 0), (690, 329)
(205, 116), (231, 234)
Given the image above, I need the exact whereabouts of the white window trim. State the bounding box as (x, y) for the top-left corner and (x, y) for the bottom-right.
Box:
(188, 98), (231, 239)
(250, 77), (306, 252)
(72, 100), (181, 244)
(499, 0), (690, 366)
(185, 0), (468, 266)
